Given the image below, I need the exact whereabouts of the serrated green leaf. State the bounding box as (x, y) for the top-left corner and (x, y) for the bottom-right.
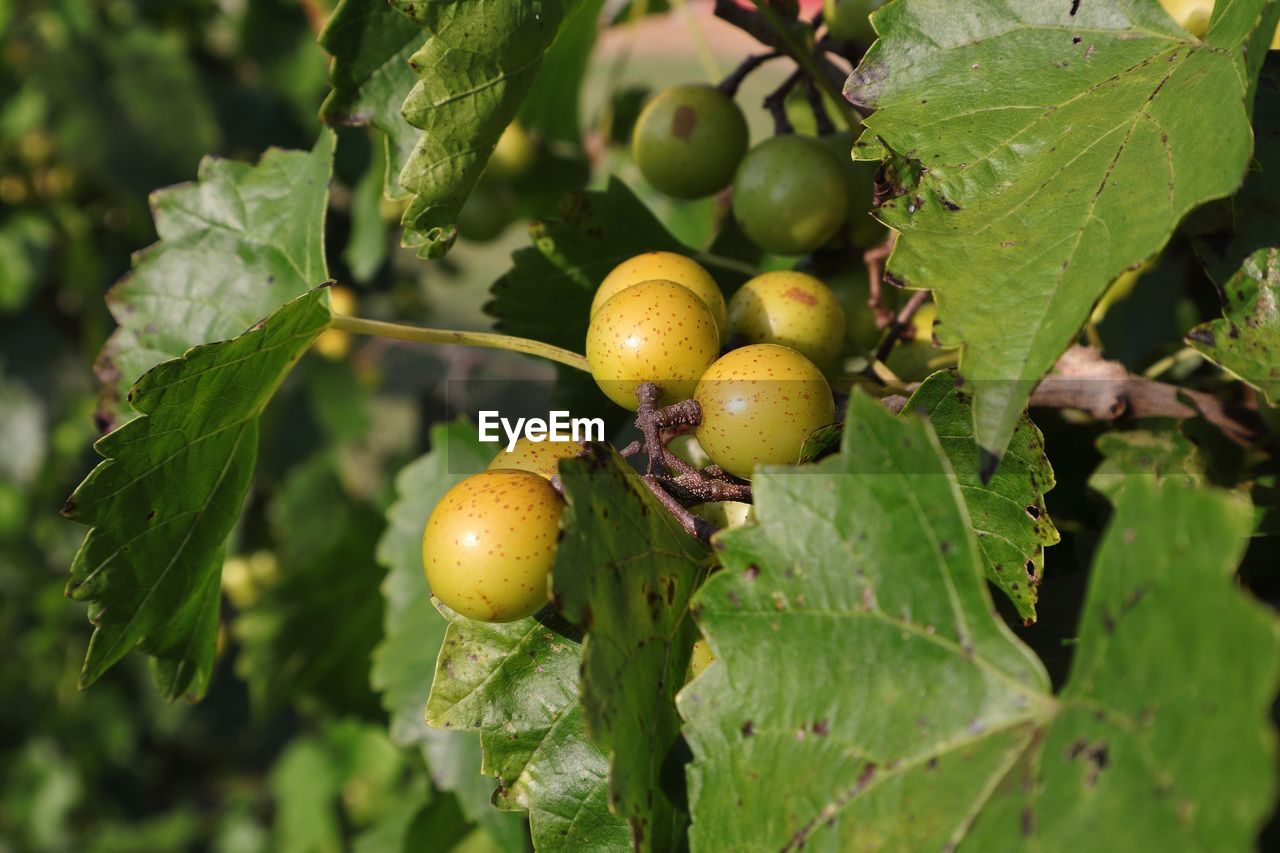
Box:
(318, 0), (425, 199)
(370, 421), (527, 847)
(1188, 62), (1280, 403)
(902, 372), (1059, 623)
(1088, 422), (1207, 501)
(233, 453), (384, 718)
(847, 0), (1280, 458)
(1187, 248), (1280, 401)
(63, 289), (331, 701)
(683, 394), (1278, 849)
(553, 446), (710, 849)
(518, 0), (604, 146)
(426, 605), (630, 851)
(96, 131), (333, 423)
(390, 0), (576, 258)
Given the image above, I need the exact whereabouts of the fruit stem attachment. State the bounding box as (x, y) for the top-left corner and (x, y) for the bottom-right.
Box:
(632, 383), (753, 543)
(714, 0), (861, 130)
(872, 289), (931, 365)
(329, 315), (591, 373)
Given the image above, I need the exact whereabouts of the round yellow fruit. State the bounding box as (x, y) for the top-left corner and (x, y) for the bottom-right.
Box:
(688, 639), (716, 679)
(488, 437), (582, 480)
(1159, 0), (1279, 45)
(694, 344), (836, 479)
(422, 470), (563, 623)
(586, 280), (721, 410)
(314, 286), (358, 360)
(726, 271), (847, 369)
(592, 252), (727, 340)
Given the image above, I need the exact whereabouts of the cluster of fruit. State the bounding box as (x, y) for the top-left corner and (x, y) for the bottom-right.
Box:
(422, 250), (851, 625)
(631, 84), (882, 255)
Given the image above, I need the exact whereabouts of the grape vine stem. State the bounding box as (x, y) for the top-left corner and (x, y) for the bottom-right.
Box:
(330, 315), (591, 373)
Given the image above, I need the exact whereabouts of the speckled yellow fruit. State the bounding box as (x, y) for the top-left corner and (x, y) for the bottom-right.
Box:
(314, 286), (357, 360)
(694, 344), (835, 479)
(726, 271), (846, 369)
(422, 470), (563, 623)
(487, 437), (582, 480)
(587, 280), (721, 410)
(592, 252), (727, 340)
(1159, 0), (1280, 45)
(688, 639), (716, 679)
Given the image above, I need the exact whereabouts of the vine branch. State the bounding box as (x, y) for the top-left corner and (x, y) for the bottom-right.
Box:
(330, 314), (590, 373)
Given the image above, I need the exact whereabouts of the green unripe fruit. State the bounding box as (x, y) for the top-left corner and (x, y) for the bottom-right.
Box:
(422, 470), (563, 623)
(487, 121), (537, 181)
(818, 132), (886, 248)
(632, 85), (748, 199)
(732, 135), (849, 255)
(822, 266), (894, 353)
(593, 252), (727, 340)
(587, 280), (721, 410)
(694, 344), (836, 479)
(823, 0), (888, 44)
(488, 438), (582, 481)
(726, 270), (846, 369)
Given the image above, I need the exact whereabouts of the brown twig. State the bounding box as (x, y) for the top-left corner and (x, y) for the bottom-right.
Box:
(872, 289), (930, 365)
(713, 0), (849, 93)
(804, 79), (835, 135)
(763, 69), (804, 135)
(863, 233), (897, 328)
(1028, 346), (1261, 446)
(718, 51), (783, 96)
(632, 384), (754, 543)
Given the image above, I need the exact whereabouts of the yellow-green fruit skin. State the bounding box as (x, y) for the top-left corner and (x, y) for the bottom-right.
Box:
(592, 252), (727, 340)
(587, 281), (721, 410)
(727, 270), (846, 368)
(1159, 0), (1280, 47)
(632, 85), (749, 199)
(422, 470), (563, 623)
(823, 0), (888, 43)
(732, 135), (849, 256)
(487, 437), (581, 481)
(688, 639), (716, 679)
(694, 344), (835, 479)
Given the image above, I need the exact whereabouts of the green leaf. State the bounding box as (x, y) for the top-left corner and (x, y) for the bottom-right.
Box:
(233, 453), (384, 718)
(319, 0), (425, 199)
(519, 0), (605, 146)
(1188, 63), (1280, 402)
(847, 0), (1280, 458)
(370, 421), (527, 846)
(553, 446), (711, 849)
(1186, 249), (1280, 402)
(63, 289), (331, 700)
(902, 372), (1059, 623)
(426, 606), (630, 851)
(488, 178), (751, 353)
(683, 395), (1279, 849)
(96, 132), (333, 423)
(1088, 422), (1207, 501)
(390, 0), (576, 258)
